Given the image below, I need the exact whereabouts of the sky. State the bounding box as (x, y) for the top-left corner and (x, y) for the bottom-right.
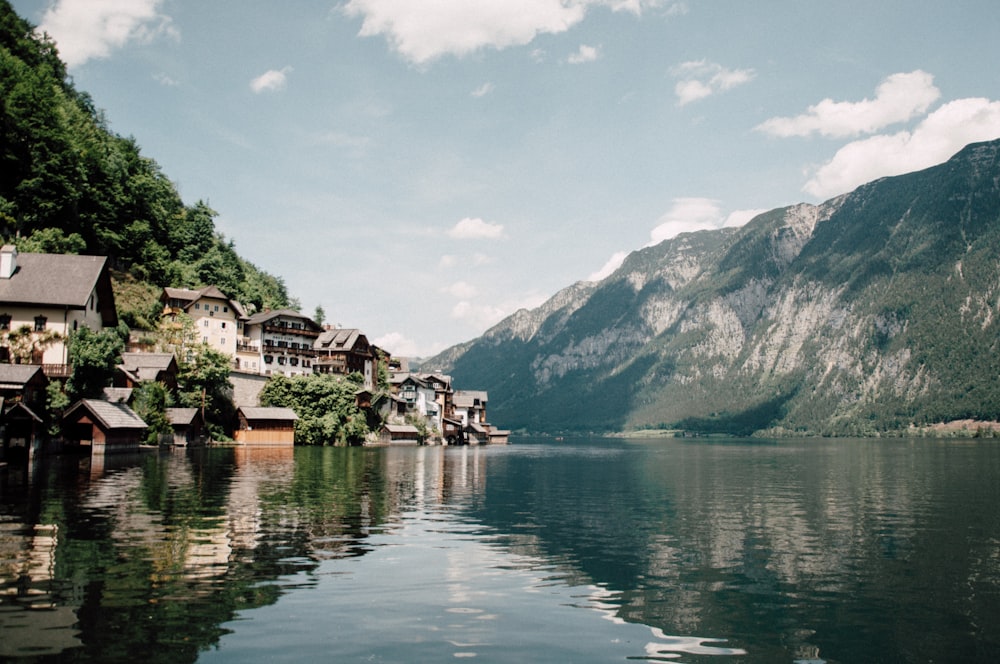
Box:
(10, 0), (1000, 357)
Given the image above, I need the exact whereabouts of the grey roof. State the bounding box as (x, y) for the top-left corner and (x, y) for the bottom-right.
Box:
(101, 387), (133, 404)
(246, 309), (322, 329)
(238, 407), (299, 421)
(161, 285), (248, 319)
(4, 401), (42, 423)
(454, 390), (488, 407)
(0, 252), (107, 307)
(0, 364), (47, 387)
(65, 399), (147, 430)
(0, 252), (117, 325)
(314, 328), (367, 351)
(120, 353), (176, 372)
(166, 408), (200, 425)
(383, 424), (420, 434)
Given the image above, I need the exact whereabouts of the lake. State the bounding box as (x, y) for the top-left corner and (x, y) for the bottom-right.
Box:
(2, 438), (999, 663)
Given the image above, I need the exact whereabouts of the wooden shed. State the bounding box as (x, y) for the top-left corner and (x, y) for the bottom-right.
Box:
(379, 423), (421, 445)
(63, 399), (148, 454)
(164, 408), (206, 447)
(1, 401), (43, 461)
(234, 406), (298, 446)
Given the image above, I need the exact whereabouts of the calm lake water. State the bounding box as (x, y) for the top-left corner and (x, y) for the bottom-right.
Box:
(2, 438), (999, 663)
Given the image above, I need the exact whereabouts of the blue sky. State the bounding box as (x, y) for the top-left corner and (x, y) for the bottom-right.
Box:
(11, 0), (1000, 357)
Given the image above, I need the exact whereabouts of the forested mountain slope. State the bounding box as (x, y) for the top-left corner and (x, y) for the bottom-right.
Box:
(426, 139), (1000, 436)
(0, 1), (292, 328)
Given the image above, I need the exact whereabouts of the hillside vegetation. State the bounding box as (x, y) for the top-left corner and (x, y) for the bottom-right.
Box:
(425, 140), (1000, 437)
(0, 1), (292, 327)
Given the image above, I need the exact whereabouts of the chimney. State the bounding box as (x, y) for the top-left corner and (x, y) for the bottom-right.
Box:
(0, 245), (17, 279)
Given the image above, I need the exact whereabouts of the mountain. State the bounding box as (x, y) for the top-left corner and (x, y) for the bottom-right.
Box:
(423, 139), (1000, 436)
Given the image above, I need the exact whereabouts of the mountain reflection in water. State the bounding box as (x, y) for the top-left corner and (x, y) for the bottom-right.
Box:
(1, 439), (999, 663)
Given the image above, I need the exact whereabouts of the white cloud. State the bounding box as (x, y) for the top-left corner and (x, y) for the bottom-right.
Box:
(804, 97), (1000, 198)
(448, 217), (505, 240)
(451, 292), (549, 331)
(153, 72), (179, 87)
(472, 82), (495, 98)
(37, 0), (177, 67)
(672, 60), (755, 106)
(587, 250), (628, 282)
(757, 70), (940, 138)
(723, 208), (767, 228)
(343, 0), (664, 65)
(250, 67), (293, 93)
(373, 331), (445, 359)
(567, 44), (600, 64)
(647, 197), (722, 245)
(444, 281), (478, 299)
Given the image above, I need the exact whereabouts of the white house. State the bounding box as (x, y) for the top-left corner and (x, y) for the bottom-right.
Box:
(0, 245), (117, 369)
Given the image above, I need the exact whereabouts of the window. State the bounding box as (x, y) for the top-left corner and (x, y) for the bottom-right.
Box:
(264, 355), (273, 364)
(194, 303), (200, 310)
(34, 316), (46, 332)
(220, 321), (227, 329)
(290, 357), (299, 366)
(221, 338), (226, 346)
(203, 319), (209, 327)
(0, 314), (10, 330)
(214, 305), (219, 312)
(223, 306), (229, 313)
(203, 336), (208, 343)
(277, 356), (286, 365)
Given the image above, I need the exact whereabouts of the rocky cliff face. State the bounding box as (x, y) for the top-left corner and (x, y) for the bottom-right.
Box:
(424, 139), (1000, 435)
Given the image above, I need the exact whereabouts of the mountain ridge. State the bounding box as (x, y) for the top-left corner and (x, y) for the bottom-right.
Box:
(423, 139), (1000, 436)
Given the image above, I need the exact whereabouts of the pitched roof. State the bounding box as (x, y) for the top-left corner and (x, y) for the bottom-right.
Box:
(120, 352), (176, 372)
(246, 309), (322, 330)
(0, 252), (117, 325)
(314, 328), (368, 352)
(0, 364), (47, 388)
(101, 387), (133, 404)
(161, 286), (247, 319)
(238, 406), (299, 421)
(65, 399), (147, 431)
(166, 408), (201, 426)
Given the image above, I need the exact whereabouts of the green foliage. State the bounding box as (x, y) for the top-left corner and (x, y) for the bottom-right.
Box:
(176, 343), (234, 440)
(44, 380), (69, 437)
(259, 373), (369, 446)
(0, 4), (292, 316)
(66, 323), (128, 400)
(132, 381), (173, 444)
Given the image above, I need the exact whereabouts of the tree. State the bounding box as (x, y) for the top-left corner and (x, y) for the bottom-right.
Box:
(66, 323), (128, 400)
(313, 305), (325, 326)
(259, 373), (370, 445)
(132, 381), (173, 444)
(176, 343), (234, 440)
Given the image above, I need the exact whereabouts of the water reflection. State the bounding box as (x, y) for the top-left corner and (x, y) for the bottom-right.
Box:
(0, 439), (999, 662)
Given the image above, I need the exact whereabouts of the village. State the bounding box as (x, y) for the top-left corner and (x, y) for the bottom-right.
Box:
(0, 245), (509, 461)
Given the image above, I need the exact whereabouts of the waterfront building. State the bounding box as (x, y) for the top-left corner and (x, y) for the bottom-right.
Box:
(0, 245), (117, 374)
(160, 286), (247, 358)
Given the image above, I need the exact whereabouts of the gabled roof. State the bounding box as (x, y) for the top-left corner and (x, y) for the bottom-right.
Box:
(120, 352), (177, 372)
(101, 387), (133, 404)
(64, 399), (147, 431)
(166, 408), (201, 426)
(0, 251), (117, 325)
(314, 328), (369, 352)
(161, 286), (247, 319)
(238, 406), (299, 421)
(118, 352), (178, 381)
(246, 309), (323, 330)
(0, 364), (48, 389)
(4, 401), (42, 423)
(454, 390), (488, 408)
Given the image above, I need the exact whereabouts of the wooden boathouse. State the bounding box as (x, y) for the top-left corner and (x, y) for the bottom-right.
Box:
(62, 399), (148, 454)
(233, 406), (298, 446)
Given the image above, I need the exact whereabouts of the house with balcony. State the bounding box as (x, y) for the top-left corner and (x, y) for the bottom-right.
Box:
(241, 309), (322, 377)
(160, 286), (247, 359)
(0, 245), (117, 377)
(313, 327), (377, 389)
